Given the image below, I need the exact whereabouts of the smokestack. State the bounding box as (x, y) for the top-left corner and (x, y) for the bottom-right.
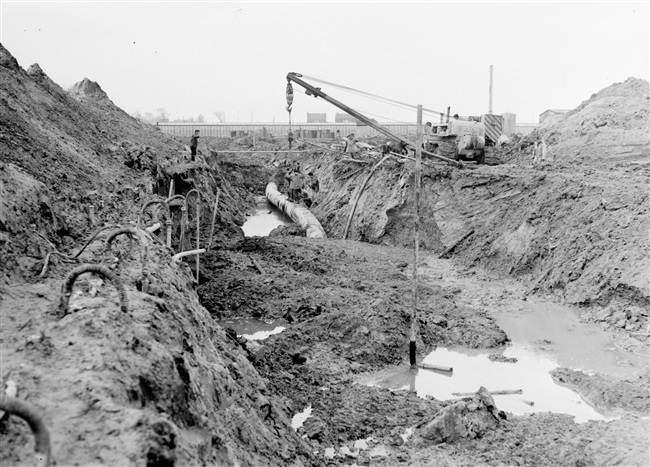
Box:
(489, 65), (493, 115)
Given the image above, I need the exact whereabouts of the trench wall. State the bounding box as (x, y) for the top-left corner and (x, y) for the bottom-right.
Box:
(300, 153), (648, 319)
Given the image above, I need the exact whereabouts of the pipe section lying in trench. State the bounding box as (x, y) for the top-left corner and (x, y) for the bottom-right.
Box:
(265, 182), (326, 238)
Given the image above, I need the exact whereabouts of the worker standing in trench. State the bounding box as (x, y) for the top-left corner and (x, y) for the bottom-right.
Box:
(189, 129), (200, 161)
(284, 167), (305, 202)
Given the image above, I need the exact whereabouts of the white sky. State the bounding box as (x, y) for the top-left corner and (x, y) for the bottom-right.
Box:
(1, 1), (648, 124)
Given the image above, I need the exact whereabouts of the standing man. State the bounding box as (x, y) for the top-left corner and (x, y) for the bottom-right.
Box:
(286, 169), (304, 202)
(190, 130), (200, 161)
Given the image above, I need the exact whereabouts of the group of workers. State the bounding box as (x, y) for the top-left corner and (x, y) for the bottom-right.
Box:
(284, 163), (319, 204)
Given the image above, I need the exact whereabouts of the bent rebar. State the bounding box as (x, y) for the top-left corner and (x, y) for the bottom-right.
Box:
(104, 227), (149, 280)
(138, 200), (172, 248)
(72, 224), (122, 259)
(185, 189), (201, 283)
(59, 264), (128, 315)
(0, 395), (51, 466)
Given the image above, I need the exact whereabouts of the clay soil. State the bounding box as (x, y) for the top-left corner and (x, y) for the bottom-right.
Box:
(1, 42), (649, 467)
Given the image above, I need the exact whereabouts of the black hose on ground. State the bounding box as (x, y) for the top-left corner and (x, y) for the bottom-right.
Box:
(59, 263), (128, 316)
(0, 395), (51, 467)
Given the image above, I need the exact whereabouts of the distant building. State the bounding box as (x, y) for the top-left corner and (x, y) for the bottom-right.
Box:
(501, 112), (516, 137)
(335, 112), (357, 123)
(539, 109), (570, 125)
(307, 113), (327, 123)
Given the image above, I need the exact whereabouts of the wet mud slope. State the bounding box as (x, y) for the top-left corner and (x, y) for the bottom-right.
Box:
(1, 39), (648, 467)
(1, 44), (310, 466)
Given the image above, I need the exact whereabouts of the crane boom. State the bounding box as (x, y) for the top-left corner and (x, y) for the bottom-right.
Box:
(286, 72), (460, 166)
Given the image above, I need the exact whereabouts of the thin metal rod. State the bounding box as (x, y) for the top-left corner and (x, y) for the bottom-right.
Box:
(207, 190), (220, 251)
(410, 105), (423, 367)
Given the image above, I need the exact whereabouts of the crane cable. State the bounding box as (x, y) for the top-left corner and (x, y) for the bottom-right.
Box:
(286, 81), (294, 154)
(300, 74), (448, 118)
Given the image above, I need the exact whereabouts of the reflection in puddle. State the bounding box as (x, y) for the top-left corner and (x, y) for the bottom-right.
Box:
(218, 318), (287, 341)
(365, 346), (613, 423)
(363, 300), (648, 423)
(242, 197), (292, 237)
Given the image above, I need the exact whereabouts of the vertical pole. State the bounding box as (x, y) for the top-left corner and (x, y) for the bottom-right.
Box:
(411, 105), (423, 368)
(489, 65), (493, 114)
(196, 200), (200, 283)
(207, 189), (220, 251)
(168, 179), (175, 199)
(446, 106), (450, 123)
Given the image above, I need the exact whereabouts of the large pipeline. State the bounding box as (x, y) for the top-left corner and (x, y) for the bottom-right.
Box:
(265, 182), (326, 238)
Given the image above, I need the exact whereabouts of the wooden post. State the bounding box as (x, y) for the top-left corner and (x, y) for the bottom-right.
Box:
(410, 105), (423, 367)
(207, 190), (220, 251)
(196, 197), (200, 283)
(167, 180), (175, 249)
(168, 179), (175, 199)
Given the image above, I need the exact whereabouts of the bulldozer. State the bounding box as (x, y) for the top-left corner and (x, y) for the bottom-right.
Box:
(424, 117), (486, 164)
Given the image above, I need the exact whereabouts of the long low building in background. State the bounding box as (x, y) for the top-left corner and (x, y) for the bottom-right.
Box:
(157, 119), (539, 141)
(156, 122), (418, 140)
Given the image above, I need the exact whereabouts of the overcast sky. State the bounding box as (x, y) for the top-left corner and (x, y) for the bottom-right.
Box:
(2, 1), (648, 124)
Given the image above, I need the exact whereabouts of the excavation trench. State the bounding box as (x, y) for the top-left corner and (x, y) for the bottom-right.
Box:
(192, 143), (648, 465)
(3, 46), (648, 466)
(241, 195), (293, 237)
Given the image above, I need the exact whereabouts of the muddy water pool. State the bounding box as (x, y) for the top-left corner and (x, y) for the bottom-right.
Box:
(361, 299), (648, 423)
(241, 196), (292, 237)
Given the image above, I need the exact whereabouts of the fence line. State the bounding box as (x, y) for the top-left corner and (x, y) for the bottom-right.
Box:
(156, 122), (418, 140)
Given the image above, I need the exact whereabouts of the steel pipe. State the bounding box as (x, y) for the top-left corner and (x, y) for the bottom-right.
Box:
(265, 182), (326, 238)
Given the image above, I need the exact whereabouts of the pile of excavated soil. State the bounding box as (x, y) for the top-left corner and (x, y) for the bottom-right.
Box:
(0, 44), (309, 466)
(539, 77), (649, 163)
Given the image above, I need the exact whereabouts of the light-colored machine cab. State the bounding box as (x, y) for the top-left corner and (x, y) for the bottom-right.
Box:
(424, 118), (486, 163)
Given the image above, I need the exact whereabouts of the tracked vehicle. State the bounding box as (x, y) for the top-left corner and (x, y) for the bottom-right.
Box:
(424, 118), (486, 164)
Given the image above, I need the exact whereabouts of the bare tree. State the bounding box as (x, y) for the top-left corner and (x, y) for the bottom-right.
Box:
(155, 108), (170, 123)
(212, 111), (225, 123)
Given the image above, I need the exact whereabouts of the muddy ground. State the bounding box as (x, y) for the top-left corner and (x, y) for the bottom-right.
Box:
(1, 42), (649, 466)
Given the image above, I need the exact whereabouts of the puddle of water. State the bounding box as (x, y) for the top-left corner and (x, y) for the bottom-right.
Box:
(241, 197), (292, 237)
(218, 318), (287, 341)
(365, 346), (612, 423)
(362, 299), (648, 423)
(494, 300), (648, 379)
(292, 404), (312, 430)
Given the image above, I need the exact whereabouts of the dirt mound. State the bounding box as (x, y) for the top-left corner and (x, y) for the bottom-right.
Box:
(69, 77), (112, 102)
(551, 367), (650, 413)
(0, 44), (310, 466)
(532, 77), (649, 164)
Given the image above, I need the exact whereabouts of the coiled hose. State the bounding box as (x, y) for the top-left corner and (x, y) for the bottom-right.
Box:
(59, 263), (128, 316)
(0, 395), (51, 467)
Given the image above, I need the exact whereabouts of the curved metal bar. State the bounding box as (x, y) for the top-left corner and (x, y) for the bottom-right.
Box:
(0, 395), (51, 466)
(72, 224), (122, 259)
(165, 195), (186, 205)
(104, 227), (149, 280)
(185, 190), (201, 283)
(59, 263), (128, 315)
(138, 199), (172, 248)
